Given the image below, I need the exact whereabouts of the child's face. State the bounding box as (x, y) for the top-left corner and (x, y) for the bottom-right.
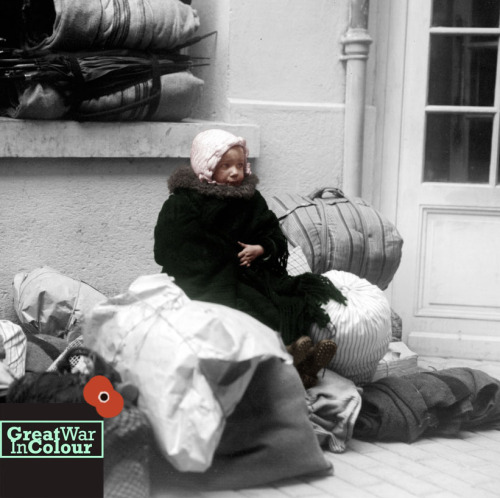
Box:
(213, 146), (246, 186)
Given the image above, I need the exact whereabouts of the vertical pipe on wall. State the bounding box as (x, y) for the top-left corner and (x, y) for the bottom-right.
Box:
(340, 0), (372, 196)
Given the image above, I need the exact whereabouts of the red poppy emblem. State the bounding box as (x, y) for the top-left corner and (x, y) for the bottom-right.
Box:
(83, 375), (124, 418)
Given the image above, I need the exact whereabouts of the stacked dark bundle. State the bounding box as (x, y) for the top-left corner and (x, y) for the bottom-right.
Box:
(0, 0), (212, 121)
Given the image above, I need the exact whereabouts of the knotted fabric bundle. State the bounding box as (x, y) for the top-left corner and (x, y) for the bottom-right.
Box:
(21, 0), (200, 51)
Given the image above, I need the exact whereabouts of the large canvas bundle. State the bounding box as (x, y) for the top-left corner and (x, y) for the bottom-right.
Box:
(0, 320), (27, 379)
(21, 0), (200, 51)
(4, 71), (203, 121)
(85, 273), (290, 472)
(270, 188), (403, 290)
(0, 44), (205, 121)
(150, 357), (332, 491)
(13, 266), (106, 342)
(77, 71), (204, 121)
(309, 270), (392, 385)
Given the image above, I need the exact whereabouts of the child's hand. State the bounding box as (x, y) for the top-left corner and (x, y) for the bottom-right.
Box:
(238, 242), (264, 267)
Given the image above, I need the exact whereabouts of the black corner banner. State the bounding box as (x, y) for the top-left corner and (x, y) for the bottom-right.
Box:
(0, 403), (103, 498)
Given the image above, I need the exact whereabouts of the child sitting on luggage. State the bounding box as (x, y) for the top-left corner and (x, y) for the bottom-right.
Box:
(154, 129), (346, 388)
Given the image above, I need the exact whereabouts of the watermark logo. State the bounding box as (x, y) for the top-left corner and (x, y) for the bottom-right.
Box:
(0, 404), (104, 497)
(84, 375), (124, 418)
(0, 421), (103, 458)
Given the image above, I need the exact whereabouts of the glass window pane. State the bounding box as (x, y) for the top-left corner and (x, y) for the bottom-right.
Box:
(432, 0), (499, 28)
(424, 113), (492, 183)
(428, 35), (497, 106)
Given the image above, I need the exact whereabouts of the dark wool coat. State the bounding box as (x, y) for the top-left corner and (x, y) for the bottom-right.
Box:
(154, 167), (345, 344)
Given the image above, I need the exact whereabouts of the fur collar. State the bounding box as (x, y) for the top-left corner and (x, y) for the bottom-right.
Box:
(168, 166), (259, 200)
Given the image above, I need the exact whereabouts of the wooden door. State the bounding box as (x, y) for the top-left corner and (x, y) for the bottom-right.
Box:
(391, 0), (500, 359)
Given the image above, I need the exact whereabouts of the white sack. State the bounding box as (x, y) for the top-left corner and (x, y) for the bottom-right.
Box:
(13, 266), (106, 342)
(0, 363), (17, 396)
(85, 273), (290, 472)
(0, 320), (27, 379)
(310, 270), (392, 385)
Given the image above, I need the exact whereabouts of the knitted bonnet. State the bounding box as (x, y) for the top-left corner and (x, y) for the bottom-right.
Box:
(190, 129), (251, 183)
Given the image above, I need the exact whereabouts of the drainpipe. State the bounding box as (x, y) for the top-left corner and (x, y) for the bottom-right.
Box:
(340, 0), (372, 197)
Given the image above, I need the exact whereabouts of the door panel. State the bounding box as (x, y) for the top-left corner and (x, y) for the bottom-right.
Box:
(392, 0), (500, 359)
(417, 206), (500, 318)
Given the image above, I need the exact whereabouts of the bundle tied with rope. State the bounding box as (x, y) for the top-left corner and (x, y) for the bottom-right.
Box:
(270, 187), (404, 290)
(0, 31), (215, 120)
(19, 0), (200, 52)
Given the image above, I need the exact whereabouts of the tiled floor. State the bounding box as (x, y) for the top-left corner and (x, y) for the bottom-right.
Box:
(158, 356), (500, 498)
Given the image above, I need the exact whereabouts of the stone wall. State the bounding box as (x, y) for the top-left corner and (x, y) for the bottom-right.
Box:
(0, 0), (353, 320)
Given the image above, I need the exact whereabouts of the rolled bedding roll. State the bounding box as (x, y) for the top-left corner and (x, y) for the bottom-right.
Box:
(1, 71), (203, 121)
(75, 71), (204, 121)
(21, 0), (200, 51)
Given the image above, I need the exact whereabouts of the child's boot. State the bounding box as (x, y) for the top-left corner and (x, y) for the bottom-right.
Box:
(286, 336), (313, 366)
(296, 339), (337, 389)
(311, 339), (337, 374)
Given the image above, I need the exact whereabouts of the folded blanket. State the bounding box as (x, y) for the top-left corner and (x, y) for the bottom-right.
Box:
(21, 0), (200, 51)
(354, 367), (500, 442)
(306, 369), (362, 453)
(24, 333), (68, 373)
(427, 367), (500, 432)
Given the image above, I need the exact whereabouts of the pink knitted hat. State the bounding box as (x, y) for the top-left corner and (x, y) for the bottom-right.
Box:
(190, 129), (251, 183)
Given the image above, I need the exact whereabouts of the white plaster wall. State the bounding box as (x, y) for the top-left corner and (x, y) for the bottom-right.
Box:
(227, 1), (346, 103)
(191, 0), (349, 199)
(0, 0), (354, 322)
(188, 0), (231, 121)
(229, 102), (344, 197)
(0, 158), (177, 321)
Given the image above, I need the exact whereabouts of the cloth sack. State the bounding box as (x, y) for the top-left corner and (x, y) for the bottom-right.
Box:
(305, 369), (362, 453)
(0, 320), (27, 378)
(150, 357), (332, 492)
(85, 273), (290, 472)
(0, 363), (16, 397)
(3, 71), (203, 122)
(76, 71), (204, 121)
(21, 0), (200, 51)
(270, 188), (403, 290)
(13, 266), (106, 342)
(2, 82), (70, 119)
(310, 270), (392, 385)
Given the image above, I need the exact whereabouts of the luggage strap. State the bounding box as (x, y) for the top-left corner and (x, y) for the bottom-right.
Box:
(276, 187), (369, 274)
